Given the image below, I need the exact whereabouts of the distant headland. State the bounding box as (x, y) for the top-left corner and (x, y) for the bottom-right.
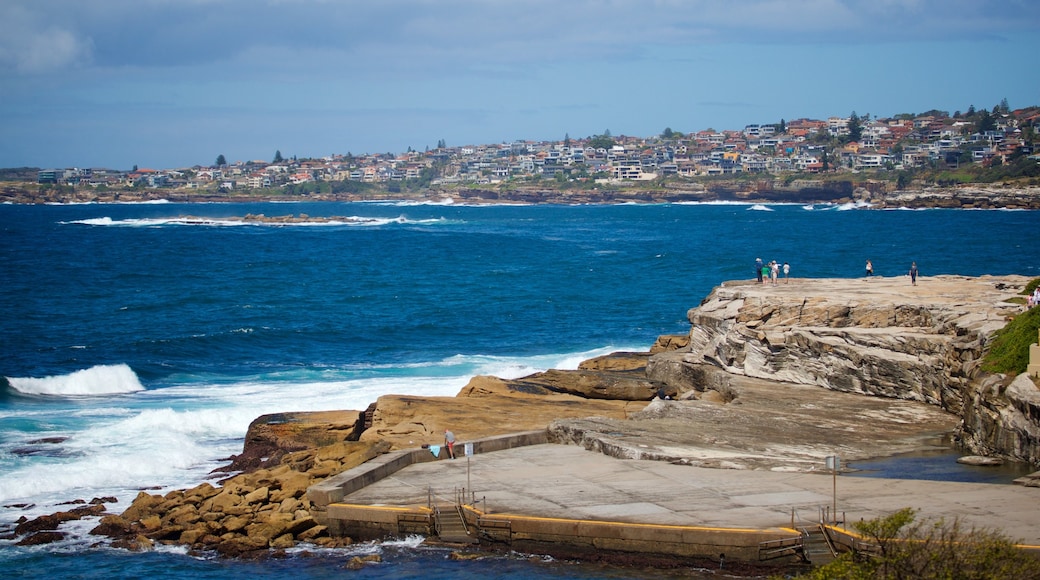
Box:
(3, 104), (1039, 208)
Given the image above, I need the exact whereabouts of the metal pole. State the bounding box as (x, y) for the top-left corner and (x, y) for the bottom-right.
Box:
(832, 464), (837, 525)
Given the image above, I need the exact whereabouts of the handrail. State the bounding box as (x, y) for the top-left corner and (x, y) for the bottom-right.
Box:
(818, 524), (839, 556)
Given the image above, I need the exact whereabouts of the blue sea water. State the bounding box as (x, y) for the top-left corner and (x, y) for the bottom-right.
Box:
(1, 200), (1038, 578)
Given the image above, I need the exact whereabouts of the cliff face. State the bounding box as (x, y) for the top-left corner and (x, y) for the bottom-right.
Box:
(659, 274), (1040, 463)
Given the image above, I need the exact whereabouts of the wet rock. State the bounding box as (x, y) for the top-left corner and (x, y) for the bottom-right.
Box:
(16, 531), (65, 546)
(957, 455), (1004, 466)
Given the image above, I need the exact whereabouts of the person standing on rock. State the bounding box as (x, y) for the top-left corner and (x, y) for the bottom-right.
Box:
(865, 259), (873, 277)
(783, 262), (790, 283)
(909, 261), (919, 286)
(444, 429), (457, 459)
(755, 258), (764, 284)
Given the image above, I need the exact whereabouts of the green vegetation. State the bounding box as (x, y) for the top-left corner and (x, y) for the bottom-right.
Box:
(790, 508), (1040, 579)
(980, 280), (1040, 375)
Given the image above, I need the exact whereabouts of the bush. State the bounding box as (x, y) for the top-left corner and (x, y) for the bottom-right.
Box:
(791, 508), (1040, 579)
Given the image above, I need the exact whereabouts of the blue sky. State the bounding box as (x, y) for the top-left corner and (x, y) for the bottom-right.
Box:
(2, 0), (1038, 170)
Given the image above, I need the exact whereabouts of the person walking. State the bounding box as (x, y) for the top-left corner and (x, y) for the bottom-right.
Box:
(909, 261), (918, 286)
(865, 259), (873, 277)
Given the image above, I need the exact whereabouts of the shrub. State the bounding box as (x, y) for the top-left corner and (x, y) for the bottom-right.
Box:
(791, 508), (1040, 579)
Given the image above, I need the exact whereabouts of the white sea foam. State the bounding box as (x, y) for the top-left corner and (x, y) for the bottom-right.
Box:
(836, 200), (873, 210)
(748, 204), (773, 211)
(64, 215), (452, 228)
(0, 346), (640, 521)
(6, 364), (144, 397)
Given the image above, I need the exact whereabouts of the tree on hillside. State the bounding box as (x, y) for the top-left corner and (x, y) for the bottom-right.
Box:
(977, 109), (997, 133)
(796, 508), (1040, 579)
(846, 112), (863, 143)
(661, 127), (674, 139)
(588, 134), (616, 150)
(778, 118), (786, 133)
(216, 154), (227, 167)
(273, 150), (284, 163)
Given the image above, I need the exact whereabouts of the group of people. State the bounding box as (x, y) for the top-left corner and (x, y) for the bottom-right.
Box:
(754, 258), (920, 285)
(1028, 286), (1040, 308)
(755, 257), (790, 286)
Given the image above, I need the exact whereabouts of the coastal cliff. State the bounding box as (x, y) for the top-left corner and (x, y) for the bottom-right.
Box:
(653, 274), (1039, 463)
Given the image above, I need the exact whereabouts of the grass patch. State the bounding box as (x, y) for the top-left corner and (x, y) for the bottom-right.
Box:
(1024, 278), (1040, 296)
(981, 303), (1040, 375)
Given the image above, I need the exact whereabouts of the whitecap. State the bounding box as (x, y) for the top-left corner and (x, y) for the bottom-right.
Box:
(747, 204), (773, 211)
(6, 364), (144, 397)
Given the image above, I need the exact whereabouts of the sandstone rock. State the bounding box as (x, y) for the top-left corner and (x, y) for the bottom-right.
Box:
(214, 535), (269, 558)
(578, 351), (651, 371)
(345, 554), (382, 569)
(650, 334), (690, 353)
(957, 455), (1003, 466)
(221, 410), (364, 474)
(360, 393), (639, 451)
(673, 275), (1038, 463)
(90, 514), (132, 537)
(179, 527), (208, 545)
(296, 524), (328, 541)
(244, 486), (270, 505)
(510, 368), (665, 401)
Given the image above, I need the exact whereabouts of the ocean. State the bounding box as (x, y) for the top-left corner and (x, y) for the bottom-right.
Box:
(1, 200), (1038, 578)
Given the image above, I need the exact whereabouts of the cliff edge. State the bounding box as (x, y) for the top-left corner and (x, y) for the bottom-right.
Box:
(649, 273), (1038, 463)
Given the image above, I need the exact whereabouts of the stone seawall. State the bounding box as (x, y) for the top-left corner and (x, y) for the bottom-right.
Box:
(657, 274), (1040, 464)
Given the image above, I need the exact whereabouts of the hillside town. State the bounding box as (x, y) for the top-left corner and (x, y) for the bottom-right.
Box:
(25, 105), (1040, 194)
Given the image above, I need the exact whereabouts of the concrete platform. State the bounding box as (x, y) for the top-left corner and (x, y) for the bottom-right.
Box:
(338, 443), (1040, 547)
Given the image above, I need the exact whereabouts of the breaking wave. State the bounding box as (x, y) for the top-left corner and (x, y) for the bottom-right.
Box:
(6, 364), (144, 397)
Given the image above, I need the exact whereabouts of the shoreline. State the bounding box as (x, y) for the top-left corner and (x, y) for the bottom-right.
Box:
(4, 183), (1040, 209)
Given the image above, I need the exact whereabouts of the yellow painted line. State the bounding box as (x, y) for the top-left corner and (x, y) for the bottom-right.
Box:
(824, 525), (1040, 551)
(463, 505), (792, 535)
(331, 503), (432, 514)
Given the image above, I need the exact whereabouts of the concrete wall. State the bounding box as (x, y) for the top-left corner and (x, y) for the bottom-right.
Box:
(308, 430), (547, 519)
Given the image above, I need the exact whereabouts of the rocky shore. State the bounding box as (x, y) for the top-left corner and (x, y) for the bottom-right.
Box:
(8, 274), (1040, 561)
(4, 181), (1040, 209)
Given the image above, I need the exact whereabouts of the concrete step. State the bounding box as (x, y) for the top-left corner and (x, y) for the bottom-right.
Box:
(437, 506), (477, 544)
(802, 530), (836, 565)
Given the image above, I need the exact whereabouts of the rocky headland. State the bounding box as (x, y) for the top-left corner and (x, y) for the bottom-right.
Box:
(11, 274), (1040, 558)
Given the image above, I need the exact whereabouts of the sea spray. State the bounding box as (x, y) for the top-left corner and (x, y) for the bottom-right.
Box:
(6, 364), (144, 397)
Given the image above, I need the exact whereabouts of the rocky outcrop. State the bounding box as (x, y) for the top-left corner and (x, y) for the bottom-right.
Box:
(656, 274), (1040, 464)
(91, 440), (389, 556)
